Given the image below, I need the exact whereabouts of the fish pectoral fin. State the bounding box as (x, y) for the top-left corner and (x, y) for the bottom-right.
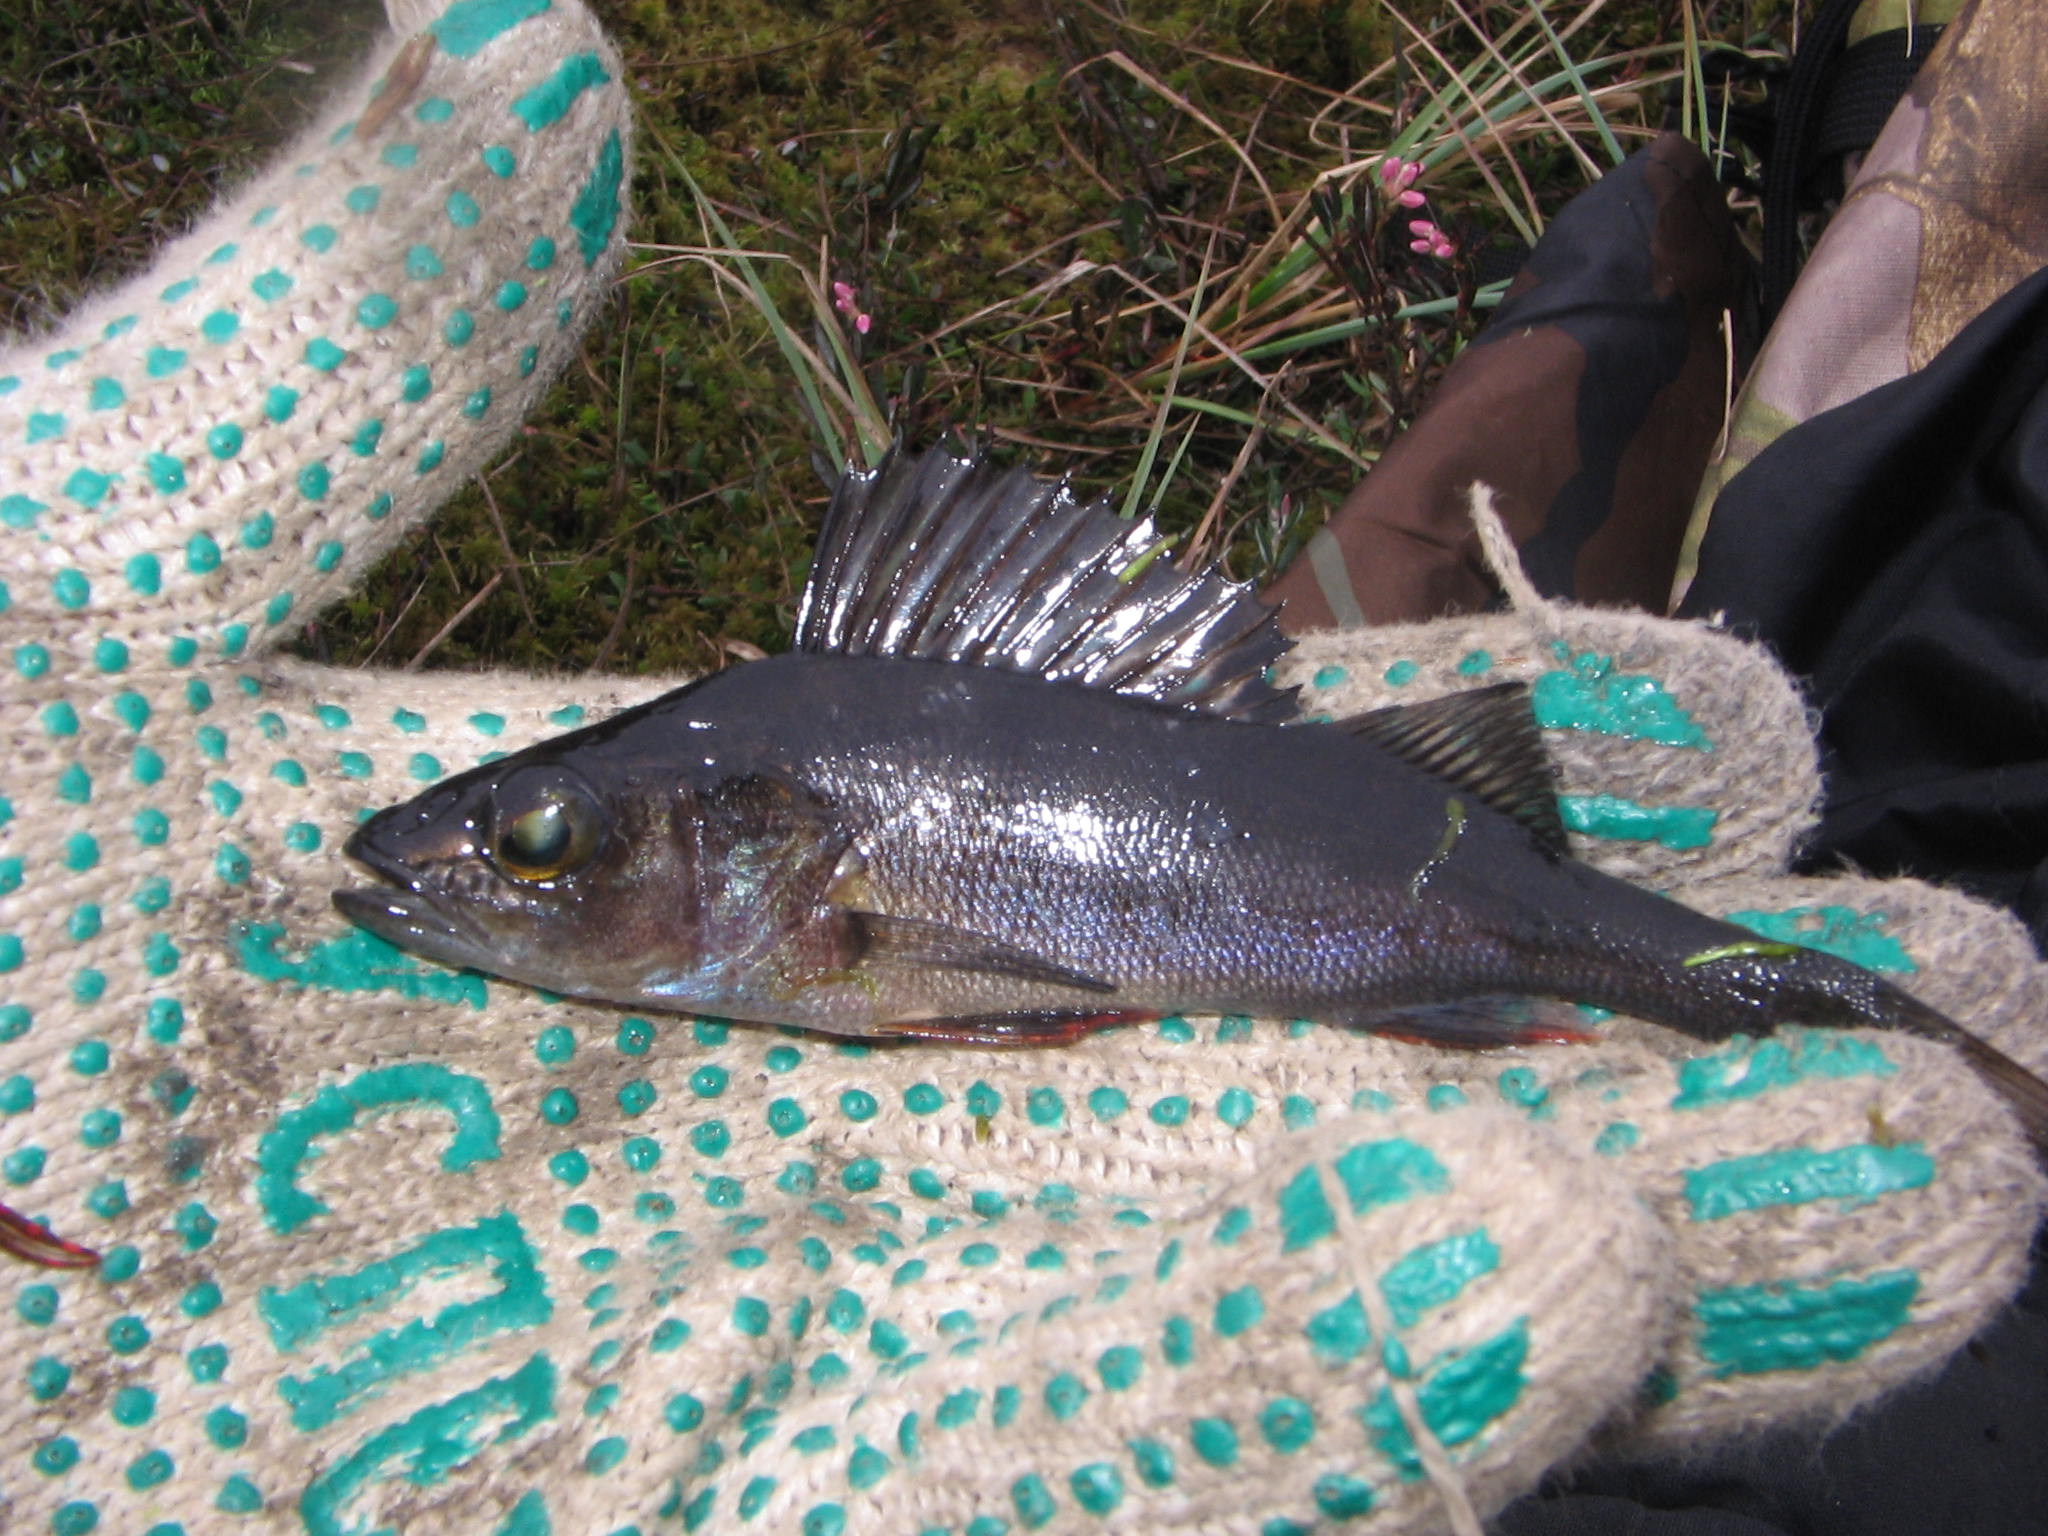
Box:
(845, 911), (1116, 994)
(1342, 682), (1568, 857)
(877, 1009), (1155, 1046)
(1347, 996), (1597, 1049)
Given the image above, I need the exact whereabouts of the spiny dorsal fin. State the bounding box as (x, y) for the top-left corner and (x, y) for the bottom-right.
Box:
(795, 448), (1298, 722)
(1344, 683), (1568, 856)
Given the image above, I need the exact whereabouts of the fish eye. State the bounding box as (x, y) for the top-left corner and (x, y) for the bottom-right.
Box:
(490, 770), (602, 883)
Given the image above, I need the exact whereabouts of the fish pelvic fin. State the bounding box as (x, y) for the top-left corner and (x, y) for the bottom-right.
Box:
(876, 1009), (1155, 1046)
(1342, 682), (1567, 857)
(1347, 996), (1598, 1049)
(846, 910), (1116, 994)
(796, 447), (1298, 721)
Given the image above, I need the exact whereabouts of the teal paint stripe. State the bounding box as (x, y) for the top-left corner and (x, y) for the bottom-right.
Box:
(1531, 658), (1710, 747)
(1331, 1138), (1450, 1216)
(1671, 1029), (1897, 1111)
(1379, 1227), (1499, 1327)
(571, 129), (625, 267)
(430, 0), (551, 58)
(1722, 905), (1917, 973)
(1559, 793), (1716, 849)
(1684, 1142), (1934, 1222)
(1696, 1269), (1920, 1376)
(513, 52), (610, 131)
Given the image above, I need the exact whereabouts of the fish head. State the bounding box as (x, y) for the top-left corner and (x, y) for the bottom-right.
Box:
(334, 748), (709, 1003)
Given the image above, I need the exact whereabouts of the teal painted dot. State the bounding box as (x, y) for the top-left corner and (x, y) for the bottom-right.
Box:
(207, 241), (237, 262)
(803, 1506), (847, 1536)
(550, 1149), (589, 1185)
(271, 759), (305, 786)
(617, 1016), (654, 1054)
(734, 1296), (770, 1335)
(961, 1242), (998, 1268)
(415, 96), (454, 123)
(496, 280), (528, 311)
(0, 856), (19, 894)
(380, 142), (419, 168)
(356, 291), (397, 328)
(251, 268), (293, 301)
(7, 1143), (47, 1183)
(81, 1109), (122, 1147)
(100, 1245), (140, 1280)
(1313, 1473), (1375, 1518)
(527, 236), (558, 270)
(624, 1135), (661, 1172)
(314, 540), (345, 574)
(237, 509), (275, 550)
(418, 440), (445, 473)
(520, 344), (539, 376)
(203, 423), (245, 463)
(1458, 648), (1495, 675)
(52, 1502), (98, 1536)
(14, 643), (48, 677)
(35, 1435), (82, 1473)
(447, 190), (480, 226)
(187, 1343), (228, 1383)
(201, 309), (239, 344)
(108, 1315), (151, 1354)
(1027, 1086), (1065, 1125)
(1150, 1095), (1191, 1126)
(482, 144), (518, 176)
(534, 1026), (575, 1066)
(186, 532), (221, 573)
(146, 346), (187, 378)
(1190, 1417), (1239, 1467)
(134, 808), (169, 845)
(1383, 659), (1420, 686)
(29, 1357), (70, 1400)
(768, 1098), (808, 1136)
(71, 1040), (109, 1075)
(0, 934), (22, 972)
(1428, 1083), (1468, 1111)
(620, 1080), (656, 1116)
(1162, 1315), (1194, 1365)
(1218, 1087), (1256, 1127)
(47, 344), (85, 365)
(401, 363), (432, 401)
(1259, 1396), (1316, 1452)
(0, 1005), (25, 1042)
(1, 493), (44, 527)
(1045, 1371), (1090, 1420)
(208, 780), (242, 815)
(175, 1200), (214, 1249)
(0, 1076), (32, 1112)
(688, 1064), (728, 1099)
(338, 752), (372, 778)
(128, 1449), (174, 1490)
(144, 452), (186, 493)
(666, 1391), (704, 1430)
(542, 1089), (578, 1125)
(143, 933), (180, 976)
(584, 1436), (627, 1475)
(765, 1045), (802, 1072)
(463, 386), (492, 418)
(344, 183), (381, 215)
(265, 384), (299, 422)
(842, 1158), (881, 1192)
(216, 1473), (261, 1513)
(181, 1281), (221, 1317)
(53, 569), (90, 609)
(1070, 1462), (1124, 1515)
(409, 752), (442, 780)
(114, 690), (151, 729)
(297, 461), (331, 501)
(691, 1121), (731, 1157)
(305, 337), (346, 371)
(1087, 1086), (1129, 1120)
(90, 377), (125, 410)
(133, 876), (171, 912)
(443, 308), (475, 347)
(557, 299), (574, 328)
(62, 466), (116, 506)
(69, 904), (102, 941)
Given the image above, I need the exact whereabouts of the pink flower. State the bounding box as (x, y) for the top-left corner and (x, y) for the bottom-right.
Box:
(1405, 219), (1455, 259)
(832, 280), (872, 335)
(1378, 156), (1420, 190)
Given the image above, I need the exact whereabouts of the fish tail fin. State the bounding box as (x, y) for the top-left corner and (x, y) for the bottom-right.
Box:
(1888, 993), (2048, 1155)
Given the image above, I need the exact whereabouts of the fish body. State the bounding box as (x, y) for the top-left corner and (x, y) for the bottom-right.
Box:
(338, 450), (2048, 1142)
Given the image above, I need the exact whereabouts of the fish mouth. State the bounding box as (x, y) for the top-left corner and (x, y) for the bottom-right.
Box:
(333, 828), (498, 973)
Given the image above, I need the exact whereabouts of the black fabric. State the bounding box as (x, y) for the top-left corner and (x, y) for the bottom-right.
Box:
(1679, 263), (2048, 954)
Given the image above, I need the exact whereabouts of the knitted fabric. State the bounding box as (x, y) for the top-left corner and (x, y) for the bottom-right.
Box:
(1, 5), (2043, 1535)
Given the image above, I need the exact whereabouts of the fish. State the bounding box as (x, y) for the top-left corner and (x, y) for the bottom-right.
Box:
(336, 448), (2048, 1149)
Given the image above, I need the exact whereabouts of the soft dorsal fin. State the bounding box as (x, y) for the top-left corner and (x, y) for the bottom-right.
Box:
(795, 448), (1298, 722)
(1344, 683), (1568, 856)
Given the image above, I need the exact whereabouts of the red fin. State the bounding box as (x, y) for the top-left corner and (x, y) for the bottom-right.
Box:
(0, 1202), (101, 1269)
(882, 1009), (1157, 1047)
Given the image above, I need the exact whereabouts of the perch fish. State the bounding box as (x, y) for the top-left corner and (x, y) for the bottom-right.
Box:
(336, 449), (2048, 1147)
